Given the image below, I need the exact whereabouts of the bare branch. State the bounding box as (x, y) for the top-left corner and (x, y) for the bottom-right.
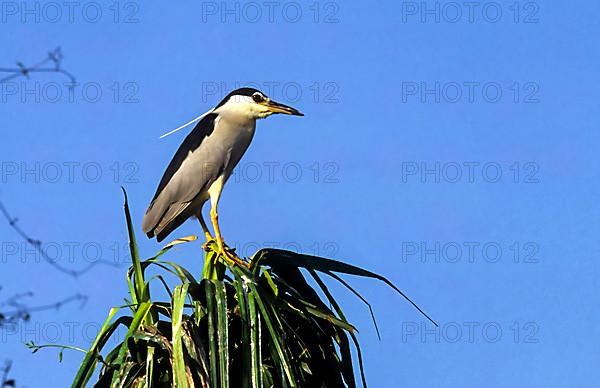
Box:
(0, 288), (87, 327)
(0, 47), (76, 85)
(0, 200), (122, 278)
(1, 360), (15, 388)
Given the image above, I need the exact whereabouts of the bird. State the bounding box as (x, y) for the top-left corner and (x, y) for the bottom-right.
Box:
(142, 87), (303, 266)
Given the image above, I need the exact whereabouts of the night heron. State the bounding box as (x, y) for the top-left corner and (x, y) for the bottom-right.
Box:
(142, 87), (303, 266)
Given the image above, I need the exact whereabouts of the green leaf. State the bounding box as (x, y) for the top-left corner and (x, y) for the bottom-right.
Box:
(247, 288), (262, 388)
(147, 274), (174, 300)
(110, 302), (152, 387)
(296, 299), (356, 333)
(262, 270), (279, 297)
(247, 282), (297, 388)
(233, 277), (251, 388)
(202, 243), (225, 281)
(71, 306), (121, 388)
(325, 270), (381, 340)
(308, 270), (360, 388)
(145, 346), (154, 388)
(122, 188), (148, 307)
(181, 320), (211, 387)
(172, 283), (190, 388)
(152, 235), (198, 260)
(204, 280), (219, 387)
(257, 249), (437, 327)
(215, 280), (230, 388)
(143, 259), (198, 284)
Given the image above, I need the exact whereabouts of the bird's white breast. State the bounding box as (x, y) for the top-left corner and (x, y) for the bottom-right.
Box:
(210, 113), (256, 177)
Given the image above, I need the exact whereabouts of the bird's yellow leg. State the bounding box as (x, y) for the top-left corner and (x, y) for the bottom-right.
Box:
(209, 205), (249, 268)
(197, 213), (213, 242)
(207, 177), (249, 268)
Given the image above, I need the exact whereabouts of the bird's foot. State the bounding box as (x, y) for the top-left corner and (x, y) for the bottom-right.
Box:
(216, 240), (249, 269)
(202, 239), (213, 251)
(201, 234), (215, 251)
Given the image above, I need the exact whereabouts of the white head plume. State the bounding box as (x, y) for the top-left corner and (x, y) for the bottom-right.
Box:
(159, 111), (211, 139)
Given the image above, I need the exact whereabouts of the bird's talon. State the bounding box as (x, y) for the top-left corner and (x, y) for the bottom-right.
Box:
(215, 244), (249, 268)
(201, 236), (216, 251)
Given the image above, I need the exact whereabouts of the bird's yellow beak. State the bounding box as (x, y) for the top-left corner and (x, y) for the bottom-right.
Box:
(264, 99), (304, 116)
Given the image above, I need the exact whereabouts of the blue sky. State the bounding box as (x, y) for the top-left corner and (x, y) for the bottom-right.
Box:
(0, 1), (598, 386)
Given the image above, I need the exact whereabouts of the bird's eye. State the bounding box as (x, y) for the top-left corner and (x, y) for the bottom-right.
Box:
(252, 93), (264, 103)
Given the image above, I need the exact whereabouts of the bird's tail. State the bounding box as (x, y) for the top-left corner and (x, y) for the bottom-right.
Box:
(143, 201), (191, 242)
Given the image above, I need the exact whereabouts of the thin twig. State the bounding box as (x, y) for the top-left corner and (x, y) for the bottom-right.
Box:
(1, 360), (13, 388)
(0, 289), (87, 326)
(1, 293), (87, 315)
(0, 47), (76, 85)
(0, 200), (122, 277)
(26, 342), (87, 355)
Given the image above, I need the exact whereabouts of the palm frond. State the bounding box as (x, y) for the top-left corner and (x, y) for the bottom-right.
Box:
(31, 192), (436, 388)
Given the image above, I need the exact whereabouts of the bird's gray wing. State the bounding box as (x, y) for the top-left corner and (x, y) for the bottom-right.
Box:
(143, 112), (227, 235)
(150, 112), (218, 203)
